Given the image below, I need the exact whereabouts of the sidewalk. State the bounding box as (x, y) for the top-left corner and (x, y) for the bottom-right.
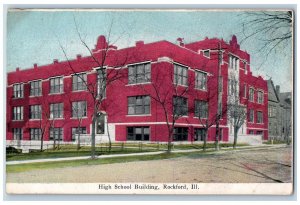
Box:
(6, 144), (287, 165)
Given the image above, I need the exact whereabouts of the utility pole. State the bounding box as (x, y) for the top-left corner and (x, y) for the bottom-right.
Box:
(215, 42), (223, 151)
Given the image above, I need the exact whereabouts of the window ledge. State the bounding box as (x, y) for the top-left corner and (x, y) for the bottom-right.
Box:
(193, 117), (208, 119)
(12, 97), (24, 99)
(70, 117), (88, 119)
(72, 89), (88, 93)
(12, 120), (24, 122)
(49, 118), (65, 120)
(49, 92), (64, 95)
(126, 82), (152, 86)
(173, 83), (188, 88)
(126, 114), (151, 117)
(29, 119), (41, 121)
(195, 88), (207, 92)
(29, 95), (42, 98)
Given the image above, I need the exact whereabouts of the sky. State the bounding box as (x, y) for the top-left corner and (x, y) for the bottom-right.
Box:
(6, 10), (293, 92)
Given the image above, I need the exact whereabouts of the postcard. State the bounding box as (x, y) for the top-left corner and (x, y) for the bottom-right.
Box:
(5, 8), (293, 195)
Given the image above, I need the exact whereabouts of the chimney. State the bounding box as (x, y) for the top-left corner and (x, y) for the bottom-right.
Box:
(53, 59), (59, 64)
(95, 35), (108, 51)
(176, 38), (184, 47)
(76, 54), (82, 60)
(16, 67), (20, 72)
(34, 63), (38, 69)
(136, 41), (144, 47)
(276, 85), (280, 95)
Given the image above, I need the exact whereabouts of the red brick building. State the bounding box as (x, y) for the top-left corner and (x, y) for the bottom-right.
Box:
(6, 35), (268, 144)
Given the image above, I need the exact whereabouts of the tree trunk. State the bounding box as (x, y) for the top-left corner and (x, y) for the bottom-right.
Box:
(40, 135), (44, 152)
(91, 112), (97, 159)
(215, 121), (220, 151)
(77, 132), (81, 151)
(167, 127), (172, 153)
(53, 139), (56, 150)
(203, 129), (208, 152)
(233, 126), (238, 149)
(106, 117), (112, 153)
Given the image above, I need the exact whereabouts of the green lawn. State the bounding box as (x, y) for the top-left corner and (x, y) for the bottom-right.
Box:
(6, 143), (260, 174)
(6, 150), (219, 173)
(263, 140), (287, 145)
(6, 146), (155, 161)
(6, 143), (249, 161)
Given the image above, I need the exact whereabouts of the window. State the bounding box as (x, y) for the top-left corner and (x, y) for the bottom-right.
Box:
(257, 111), (263, 123)
(229, 55), (239, 70)
(218, 76), (223, 93)
(243, 84), (247, 98)
(96, 114), (105, 134)
(50, 103), (63, 119)
(128, 63), (151, 84)
(228, 78), (237, 96)
(249, 130), (254, 135)
(194, 128), (206, 141)
(71, 127), (86, 141)
(195, 70), (207, 90)
(257, 91), (264, 104)
(243, 61), (247, 73)
(249, 88), (254, 102)
(30, 80), (42, 96)
(72, 101), (87, 118)
(13, 106), (23, 120)
(49, 128), (63, 141)
(173, 96), (188, 116)
(174, 64), (188, 86)
(195, 100), (208, 118)
(218, 101), (222, 117)
(203, 50), (210, 58)
(72, 73), (87, 91)
(29, 105), (42, 119)
(50, 77), (63, 94)
(173, 127), (188, 141)
(30, 128), (42, 140)
(127, 127), (150, 141)
(13, 128), (22, 140)
(268, 106), (277, 117)
(13, 83), (23, 98)
(97, 69), (106, 98)
(128, 96), (150, 115)
(256, 131), (263, 135)
(249, 109), (254, 123)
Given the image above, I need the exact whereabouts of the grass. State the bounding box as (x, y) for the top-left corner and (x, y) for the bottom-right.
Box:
(6, 150), (218, 173)
(263, 140), (287, 145)
(6, 143), (249, 161)
(6, 143), (259, 174)
(6, 146), (155, 161)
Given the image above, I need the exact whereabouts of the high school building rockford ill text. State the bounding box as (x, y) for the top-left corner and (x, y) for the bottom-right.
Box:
(6, 35), (268, 145)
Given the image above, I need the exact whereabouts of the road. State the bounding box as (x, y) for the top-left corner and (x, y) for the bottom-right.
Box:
(6, 146), (292, 183)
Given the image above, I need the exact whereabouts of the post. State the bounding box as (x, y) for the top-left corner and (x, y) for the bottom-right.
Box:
(215, 42), (223, 151)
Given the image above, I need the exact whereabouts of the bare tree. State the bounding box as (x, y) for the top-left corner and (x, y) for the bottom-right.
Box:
(227, 73), (247, 149)
(34, 96), (57, 151)
(57, 17), (129, 158)
(240, 11), (293, 60)
(139, 62), (191, 152)
(68, 98), (86, 150)
(194, 76), (228, 151)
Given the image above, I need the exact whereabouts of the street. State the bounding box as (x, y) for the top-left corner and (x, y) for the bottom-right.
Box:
(6, 146), (292, 183)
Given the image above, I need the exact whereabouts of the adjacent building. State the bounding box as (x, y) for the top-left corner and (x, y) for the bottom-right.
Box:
(6, 35), (268, 145)
(267, 80), (292, 141)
